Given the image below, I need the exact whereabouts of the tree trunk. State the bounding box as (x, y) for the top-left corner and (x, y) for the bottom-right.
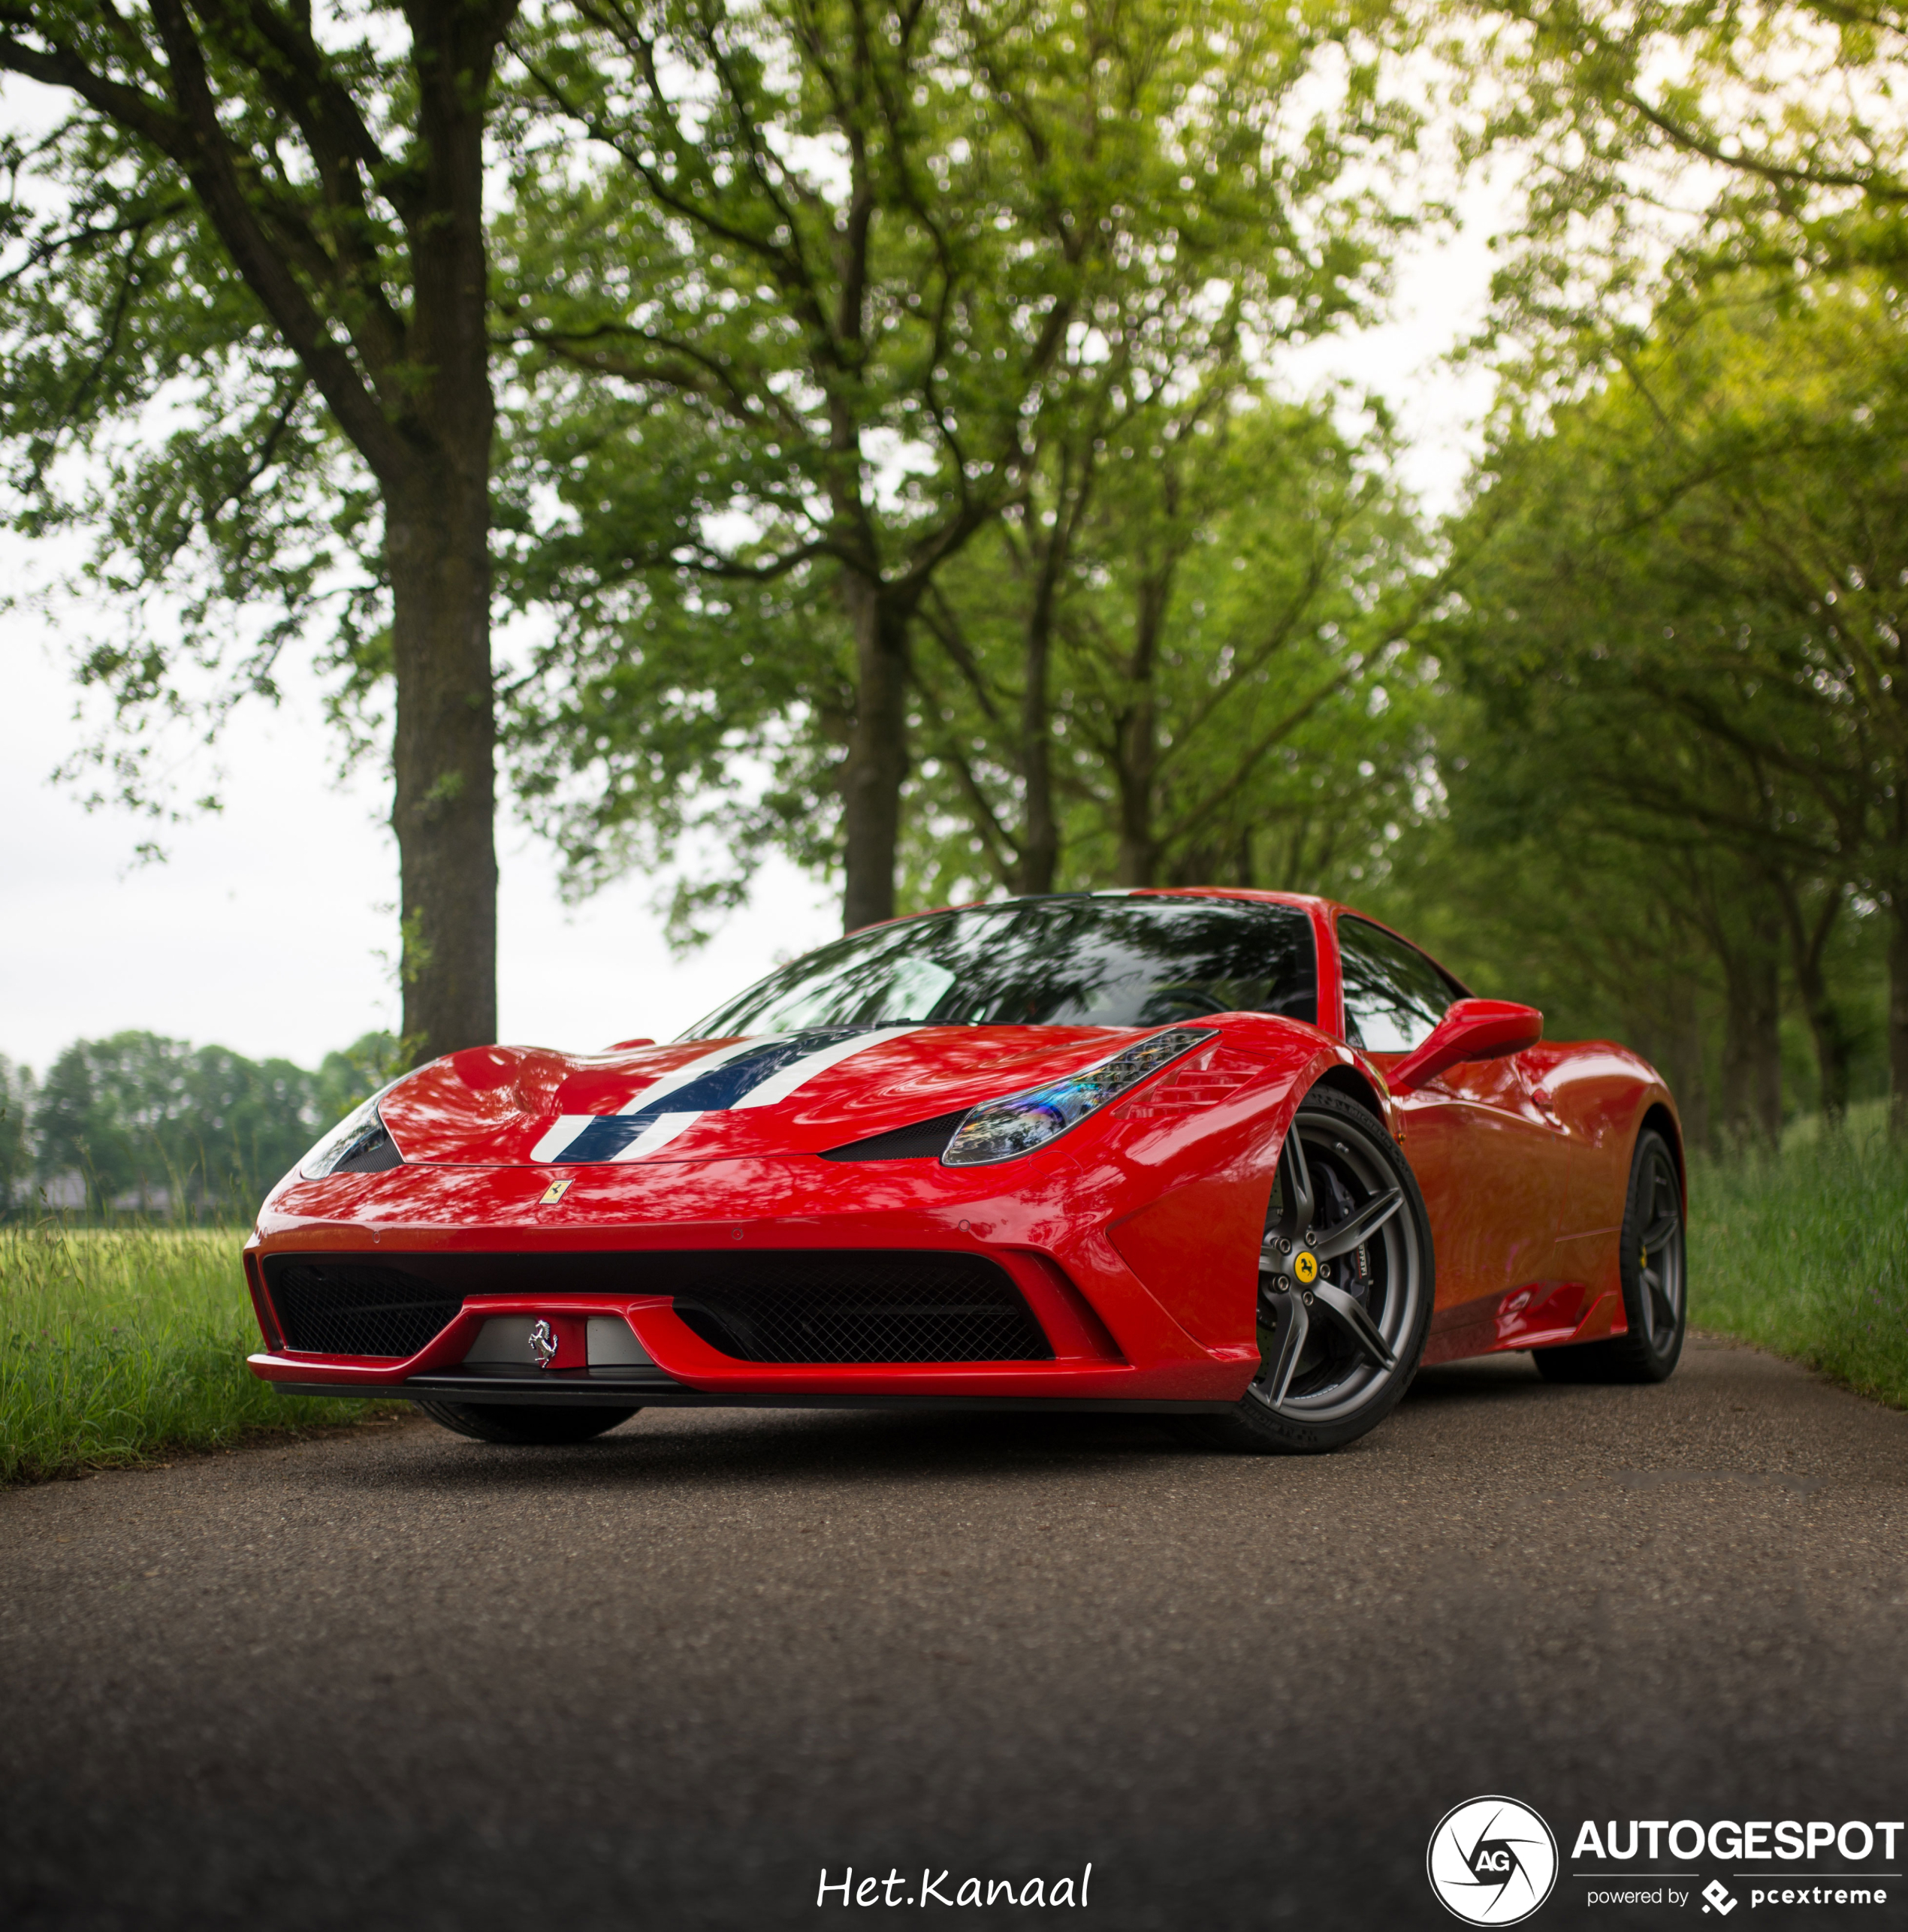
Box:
(388, 466), (497, 1060)
(1113, 712), (1156, 886)
(1656, 974), (1712, 1157)
(1112, 570), (1170, 888)
(1719, 909), (1783, 1147)
(840, 578), (911, 932)
(1777, 881), (1851, 1121)
(1013, 563), (1060, 897)
(381, 0), (507, 1056)
(1891, 895), (1908, 1134)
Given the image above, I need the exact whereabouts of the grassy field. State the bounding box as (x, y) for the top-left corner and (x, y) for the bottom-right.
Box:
(1688, 1100), (1908, 1409)
(0, 1225), (398, 1483)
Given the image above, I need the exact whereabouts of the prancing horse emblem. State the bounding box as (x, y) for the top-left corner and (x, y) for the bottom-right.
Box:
(528, 1319), (558, 1370)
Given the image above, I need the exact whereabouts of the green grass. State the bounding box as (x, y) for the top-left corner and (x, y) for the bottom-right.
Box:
(1688, 1100), (1908, 1408)
(0, 1224), (400, 1483)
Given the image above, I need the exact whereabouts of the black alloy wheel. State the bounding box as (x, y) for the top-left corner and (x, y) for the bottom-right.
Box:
(1535, 1126), (1686, 1384)
(1178, 1085), (1435, 1454)
(413, 1400), (642, 1444)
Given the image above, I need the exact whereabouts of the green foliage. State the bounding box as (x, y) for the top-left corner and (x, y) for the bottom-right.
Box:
(0, 1225), (400, 1482)
(907, 391), (1441, 899)
(0, 8), (413, 824)
(312, 1031), (406, 1129)
(1461, 0), (1908, 334)
(30, 1031), (322, 1212)
(1394, 270), (1908, 1141)
(1689, 1102), (1908, 1410)
(0, 1057), (35, 1210)
(0, 1028), (412, 1218)
(494, 0), (1424, 918)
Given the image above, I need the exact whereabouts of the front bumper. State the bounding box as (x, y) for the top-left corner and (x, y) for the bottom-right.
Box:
(244, 1043), (1343, 1409)
(244, 1149), (1273, 1407)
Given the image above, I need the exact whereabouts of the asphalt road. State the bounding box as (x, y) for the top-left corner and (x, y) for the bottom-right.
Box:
(2, 1336), (1905, 1932)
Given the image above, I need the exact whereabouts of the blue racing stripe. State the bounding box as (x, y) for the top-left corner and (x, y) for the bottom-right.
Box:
(557, 1116), (648, 1162)
(547, 1028), (888, 1164)
(619, 1029), (871, 1123)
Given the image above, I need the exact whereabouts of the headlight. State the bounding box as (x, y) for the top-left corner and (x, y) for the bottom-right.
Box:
(297, 1091), (403, 1178)
(941, 1028), (1215, 1167)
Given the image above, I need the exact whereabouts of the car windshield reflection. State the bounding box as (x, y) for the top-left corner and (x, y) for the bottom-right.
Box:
(687, 895), (1318, 1037)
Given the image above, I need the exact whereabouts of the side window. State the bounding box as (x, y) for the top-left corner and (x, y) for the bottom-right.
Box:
(1338, 917), (1462, 1055)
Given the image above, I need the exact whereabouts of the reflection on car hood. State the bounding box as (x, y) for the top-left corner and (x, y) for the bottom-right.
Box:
(377, 1025), (1183, 1167)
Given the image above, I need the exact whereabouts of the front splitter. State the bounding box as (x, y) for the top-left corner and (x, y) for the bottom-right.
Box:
(272, 1371), (1235, 1414)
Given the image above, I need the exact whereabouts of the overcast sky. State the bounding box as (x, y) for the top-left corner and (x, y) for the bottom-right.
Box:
(0, 173), (1505, 1079)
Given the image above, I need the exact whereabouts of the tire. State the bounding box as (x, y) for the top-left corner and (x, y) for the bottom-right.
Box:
(1176, 1085), (1435, 1454)
(413, 1399), (642, 1444)
(1534, 1126), (1685, 1385)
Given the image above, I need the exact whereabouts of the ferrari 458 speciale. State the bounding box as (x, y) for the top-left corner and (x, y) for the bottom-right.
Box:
(246, 891), (1686, 1454)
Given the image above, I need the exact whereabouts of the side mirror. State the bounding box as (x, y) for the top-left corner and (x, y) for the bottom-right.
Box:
(1386, 998), (1544, 1093)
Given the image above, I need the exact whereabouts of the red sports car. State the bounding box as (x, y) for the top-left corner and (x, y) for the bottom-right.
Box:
(245, 891), (1686, 1454)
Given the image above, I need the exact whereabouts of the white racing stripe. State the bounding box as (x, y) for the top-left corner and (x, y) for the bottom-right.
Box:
(530, 1115), (594, 1164)
(729, 1027), (922, 1110)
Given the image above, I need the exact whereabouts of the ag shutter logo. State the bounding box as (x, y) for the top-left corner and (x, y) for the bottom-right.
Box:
(1427, 1796), (1560, 1924)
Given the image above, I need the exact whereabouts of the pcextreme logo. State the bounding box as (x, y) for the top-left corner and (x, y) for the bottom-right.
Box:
(1428, 1796), (1561, 1925)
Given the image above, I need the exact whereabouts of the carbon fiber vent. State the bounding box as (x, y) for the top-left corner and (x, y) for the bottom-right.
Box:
(268, 1261), (463, 1358)
(671, 1251), (1050, 1363)
(820, 1108), (971, 1161)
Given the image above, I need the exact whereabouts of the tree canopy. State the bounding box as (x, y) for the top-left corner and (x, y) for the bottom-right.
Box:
(5, 0), (1908, 1146)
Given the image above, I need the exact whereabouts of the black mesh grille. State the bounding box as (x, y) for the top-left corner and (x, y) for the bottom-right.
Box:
(268, 1262), (463, 1357)
(671, 1251), (1051, 1363)
(257, 1247), (1052, 1366)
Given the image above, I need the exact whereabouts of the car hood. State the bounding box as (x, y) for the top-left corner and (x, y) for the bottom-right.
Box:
(377, 1025), (1182, 1167)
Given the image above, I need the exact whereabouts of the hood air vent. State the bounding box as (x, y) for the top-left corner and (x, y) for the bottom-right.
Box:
(820, 1108), (971, 1161)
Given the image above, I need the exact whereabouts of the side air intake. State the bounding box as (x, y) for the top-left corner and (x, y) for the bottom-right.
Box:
(266, 1260), (463, 1358)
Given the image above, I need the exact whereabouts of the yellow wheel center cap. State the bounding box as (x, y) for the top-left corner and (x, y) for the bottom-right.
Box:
(1294, 1251), (1319, 1286)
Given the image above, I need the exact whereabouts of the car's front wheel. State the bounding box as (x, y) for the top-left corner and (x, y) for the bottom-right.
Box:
(1178, 1085), (1434, 1455)
(413, 1400), (642, 1444)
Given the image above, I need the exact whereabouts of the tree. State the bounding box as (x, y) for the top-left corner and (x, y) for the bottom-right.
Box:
(0, 1055), (34, 1209)
(499, 0), (1412, 930)
(1467, 0), (1908, 271)
(32, 1030), (322, 1210)
(0, 0), (517, 1061)
(1424, 274), (1908, 1126)
(312, 1028), (406, 1124)
(906, 390), (1439, 901)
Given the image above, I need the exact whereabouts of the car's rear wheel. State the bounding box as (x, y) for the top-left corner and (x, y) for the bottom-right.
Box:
(413, 1400), (642, 1444)
(1177, 1085), (1434, 1455)
(1534, 1127), (1685, 1384)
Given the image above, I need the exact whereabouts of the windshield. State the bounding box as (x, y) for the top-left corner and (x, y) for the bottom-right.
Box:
(688, 895), (1317, 1038)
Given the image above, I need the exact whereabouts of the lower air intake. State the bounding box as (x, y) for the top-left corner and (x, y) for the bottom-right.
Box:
(268, 1261), (463, 1358)
(671, 1251), (1052, 1364)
